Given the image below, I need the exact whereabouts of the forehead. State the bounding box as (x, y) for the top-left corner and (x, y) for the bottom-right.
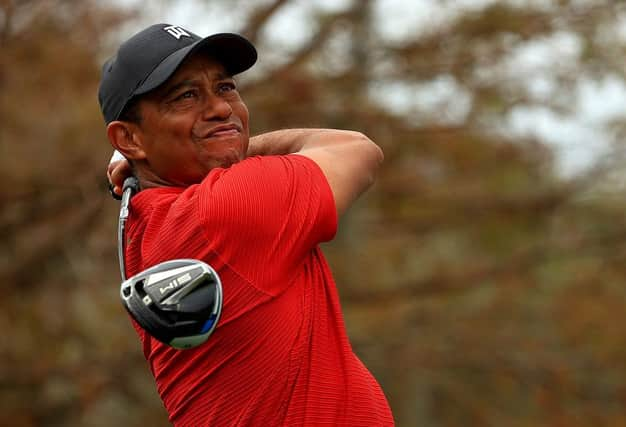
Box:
(159, 53), (230, 89)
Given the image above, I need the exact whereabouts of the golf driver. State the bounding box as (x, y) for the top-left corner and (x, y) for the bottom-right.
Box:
(117, 177), (223, 349)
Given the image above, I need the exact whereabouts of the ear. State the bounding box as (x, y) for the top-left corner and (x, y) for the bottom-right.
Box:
(106, 121), (147, 160)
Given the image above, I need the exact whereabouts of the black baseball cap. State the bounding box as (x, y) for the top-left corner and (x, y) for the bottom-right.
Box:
(98, 23), (257, 124)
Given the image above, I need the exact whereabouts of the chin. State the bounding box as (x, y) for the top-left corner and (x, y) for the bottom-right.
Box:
(219, 158), (241, 169)
(221, 150), (246, 168)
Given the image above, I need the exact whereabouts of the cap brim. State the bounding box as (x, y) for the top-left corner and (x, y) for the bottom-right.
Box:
(134, 33), (257, 96)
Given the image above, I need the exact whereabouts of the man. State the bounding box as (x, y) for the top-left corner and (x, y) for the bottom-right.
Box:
(100, 23), (393, 426)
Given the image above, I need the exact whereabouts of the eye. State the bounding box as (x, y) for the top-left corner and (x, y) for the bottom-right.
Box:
(174, 89), (197, 101)
(218, 81), (236, 94)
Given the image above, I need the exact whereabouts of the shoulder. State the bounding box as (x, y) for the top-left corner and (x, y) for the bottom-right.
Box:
(129, 186), (187, 220)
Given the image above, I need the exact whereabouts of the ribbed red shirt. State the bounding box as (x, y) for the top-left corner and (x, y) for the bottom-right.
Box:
(124, 155), (394, 426)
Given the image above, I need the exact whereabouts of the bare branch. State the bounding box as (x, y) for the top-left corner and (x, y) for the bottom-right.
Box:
(241, 0), (290, 45)
(246, 10), (350, 89)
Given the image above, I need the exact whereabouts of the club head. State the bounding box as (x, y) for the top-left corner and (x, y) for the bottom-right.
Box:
(120, 259), (223, 349)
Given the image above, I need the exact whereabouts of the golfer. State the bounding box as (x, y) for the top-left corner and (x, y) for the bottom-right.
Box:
(101, 23), (393, 426)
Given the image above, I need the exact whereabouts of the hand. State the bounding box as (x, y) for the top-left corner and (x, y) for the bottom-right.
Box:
(107, 158), (132, 198)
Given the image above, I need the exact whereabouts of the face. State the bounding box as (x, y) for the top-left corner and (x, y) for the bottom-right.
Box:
(132, 53), (250, 187)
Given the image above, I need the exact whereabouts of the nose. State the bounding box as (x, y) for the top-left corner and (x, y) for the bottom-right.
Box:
(202, 94), (232, 121)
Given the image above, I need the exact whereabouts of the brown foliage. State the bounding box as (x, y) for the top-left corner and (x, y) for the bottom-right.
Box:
(2, 1), (626, 426)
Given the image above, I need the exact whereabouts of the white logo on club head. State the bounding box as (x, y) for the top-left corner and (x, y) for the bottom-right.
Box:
(164, 25), (190, 40)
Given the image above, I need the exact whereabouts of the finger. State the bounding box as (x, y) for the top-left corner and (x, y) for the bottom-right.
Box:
(110, 160), (133, 195)
(107, 162), (116, 183)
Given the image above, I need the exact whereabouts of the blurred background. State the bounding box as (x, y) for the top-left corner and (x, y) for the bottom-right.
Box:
(2, 0), (626, 426)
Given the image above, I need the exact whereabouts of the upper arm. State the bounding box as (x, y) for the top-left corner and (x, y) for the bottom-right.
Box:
(294, 131), (384, 218)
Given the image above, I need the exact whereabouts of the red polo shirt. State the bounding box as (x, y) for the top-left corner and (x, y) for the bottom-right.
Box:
(124, 155), (394, 426)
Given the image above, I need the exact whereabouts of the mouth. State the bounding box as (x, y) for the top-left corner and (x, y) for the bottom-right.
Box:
(205, 124), (242, 139)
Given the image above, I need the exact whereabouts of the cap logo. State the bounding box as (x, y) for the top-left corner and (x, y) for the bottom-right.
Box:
(163, 25), (190, 40)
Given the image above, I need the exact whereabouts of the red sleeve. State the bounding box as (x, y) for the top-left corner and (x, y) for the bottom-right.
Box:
(197, 154), (337, 295)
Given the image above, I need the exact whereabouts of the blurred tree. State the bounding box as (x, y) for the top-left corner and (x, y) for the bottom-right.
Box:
(0, 1), (170, 426)
(2, 0), (626, 426)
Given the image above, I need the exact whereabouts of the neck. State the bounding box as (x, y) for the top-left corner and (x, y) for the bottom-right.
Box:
(133, 166), (184, 191)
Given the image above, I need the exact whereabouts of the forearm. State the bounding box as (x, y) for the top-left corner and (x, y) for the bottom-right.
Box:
(247, 128), (351, 157)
